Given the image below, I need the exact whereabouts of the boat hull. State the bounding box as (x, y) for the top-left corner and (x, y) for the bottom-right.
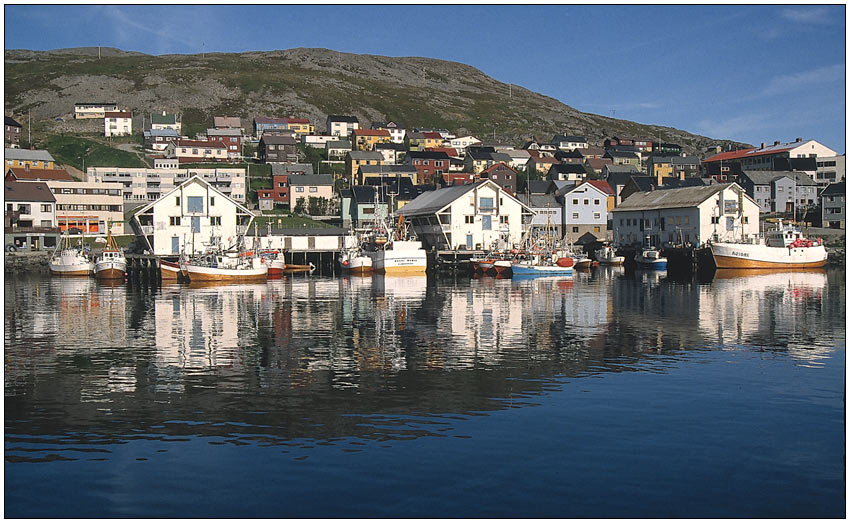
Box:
(710, 242), (827, 269)
(267, 260), (286, 278)
(49, 262), (92, 276)
(511, 263), (574, 276)
(635, 259), (668, 269)
(94, 263), (126, 280)
(340, 255), (373, 275)
(368, 242), (427, 275)
(185, 264), (268, 282)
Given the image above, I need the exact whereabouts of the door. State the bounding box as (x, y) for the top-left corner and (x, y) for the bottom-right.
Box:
(172, 236), (179, 254)
(466, 234), (473, 249)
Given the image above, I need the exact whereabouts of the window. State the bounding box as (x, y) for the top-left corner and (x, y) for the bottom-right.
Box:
(573, 226), (579, 233)
(594, 199), (600, 205)
(482, 215), (492, 230)
(620, 219), (624, 226)
(176, 196), (181, 207)
(683, 216), (689, 224)
(465, 215), (474, 224)
(593, 212), (601, 220)
(584, 199), (589, 205)
(499, 216), (509, 224)
(210, 216), (222, 226)
(309, 187), (318, 193)
(711, 216), (720, 224)
(41, 204), (52, 212)
(480, 197), (494, 210)
(187, 196), (204, 213)
(169, 216), (181, 226)
(572, 213), (579, 219)
(17, 204), (30, 214)
(572, 199), (578, 205)
(192, 149), (198, 155)
(593, 226), (600, 233)
(296, 187), (305, 193)
(626, 219), (631, 226)
(41, 220), (53, 227)
(210, 197), (215, 206)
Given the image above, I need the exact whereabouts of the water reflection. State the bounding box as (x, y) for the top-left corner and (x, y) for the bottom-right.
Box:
(4, 268), (843, 451)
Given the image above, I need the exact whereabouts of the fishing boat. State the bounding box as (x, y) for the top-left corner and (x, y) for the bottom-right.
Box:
(160, 257), (188, 280)
(595, 244), (625, 265)
(48, 230), (93, 276)
(94, 228), (127, 280)
(511, 251), (574, 277)
(572, 254), (593, 270)
(184, 250), (268, 282)
(709, 220), (827, 269)
(339, 233), (373, 275)
(493, 259), (513, 276)
(364, 215), (427, 274)
(634, 248), (668, 269)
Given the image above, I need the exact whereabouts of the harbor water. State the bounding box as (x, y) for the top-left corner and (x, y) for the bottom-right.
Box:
(4, 267), (845, 518)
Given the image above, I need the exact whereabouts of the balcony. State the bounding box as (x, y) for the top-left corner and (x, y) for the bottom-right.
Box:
(140, 225), (154, 235)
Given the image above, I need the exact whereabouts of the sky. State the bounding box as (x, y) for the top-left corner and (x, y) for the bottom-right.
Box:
(5, 4), (846, 152)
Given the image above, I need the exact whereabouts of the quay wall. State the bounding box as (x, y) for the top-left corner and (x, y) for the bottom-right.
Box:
(4, 251), (51, 273)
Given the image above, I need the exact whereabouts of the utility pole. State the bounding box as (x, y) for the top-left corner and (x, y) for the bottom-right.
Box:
(98, 46), (101, 60)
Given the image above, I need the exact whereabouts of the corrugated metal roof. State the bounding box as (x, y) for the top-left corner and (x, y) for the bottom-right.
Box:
(5, 148), (55, 162)
(613, 183), (735, 212)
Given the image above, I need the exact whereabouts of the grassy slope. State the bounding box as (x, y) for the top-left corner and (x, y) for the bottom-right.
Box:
(44, 135), (147, 170)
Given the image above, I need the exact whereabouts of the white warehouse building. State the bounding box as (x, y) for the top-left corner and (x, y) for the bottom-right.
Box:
(611, 183), (760, 247)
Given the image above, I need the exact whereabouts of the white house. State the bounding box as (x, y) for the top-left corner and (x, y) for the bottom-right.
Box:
(611, 183), (759, 247)
(563, 181), (610, 242)
(505, 149), (531, 170)
(104, 111), (132, 137)
(552, 135), (588, 151)
(518, 193), (563, 238)
(150, 112), (181, 133)
(449, 135), (481, 155)
(397, 179), (534, 250)
(166, 139), (229, 163)
(326, 115), (359, 137)
(75, 102), (118, 119)
(130, 176), (254, 256)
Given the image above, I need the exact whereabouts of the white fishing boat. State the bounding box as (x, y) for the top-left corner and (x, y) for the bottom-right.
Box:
(48, 231), (93, 276)
(185, 251), (268, 282)
(94, 228), (126, 280)
(595, 244), (625, 265)
(364, 215), (427, 275)
(339, 232), (373, 275)
(634, 248), (667, 269)
(710, 220), (827, 269)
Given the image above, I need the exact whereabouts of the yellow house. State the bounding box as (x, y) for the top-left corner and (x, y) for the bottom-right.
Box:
(286, 118), (315, 136)
(351, 129), (391, 151)
(4, 148), (56, 173)
(345, 151), (384, 181)
(407, 131), (443, 152)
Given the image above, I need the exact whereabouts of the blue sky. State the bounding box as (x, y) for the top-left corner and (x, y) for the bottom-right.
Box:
(5, 5), (845, 152)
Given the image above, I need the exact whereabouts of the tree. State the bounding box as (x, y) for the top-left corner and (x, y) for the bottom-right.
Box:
(294, 197), (307, 215)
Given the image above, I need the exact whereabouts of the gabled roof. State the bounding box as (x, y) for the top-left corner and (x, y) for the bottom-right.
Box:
(214, 116), (242, 128)
(5, 116), (22, 127)
(260, 135), (296, 145)
(144, 128), (179, 138)
(518, 192), (560, 209)
(531, 156), (559, 164)
(820, 181), (845, 196)
(398, 179), (532, 217)
(327, 115), (359, 123)
(649, 155), (700, 165)
(549, 163), (586, 175)
(4, 181), (55, 202)
(613, 183), (740, 212)
(371, 121), (405, 130)
(490, 152), (512, 163)
(606, 148), (640, 157)
(407, 150), (451, 160)
(630, 176), (709, 192)
(406, 131), (426, 140)
(374, 142), (406, 151)
(346, 151), (383, 160)
(104, 111), (132, 119)
(5, 148), (55, 163)
(526, 180), (553, 194)
(585, 158), (613, 171)
(576, 147), (606, 157)
(481, 162), (517, 175)
(584, 180), (615, 195)
(740, 170), (816, 186)
(132, 175), (254, 217)
(173, 139), (227, 149)
(703, 141), (810, 163)
(422, 131), (443, 140)
(327, 140), (352, 149)
(359, 164), (418, 175)
(425, 147), (460, 157)
(352, 129), (390, 137)
(207, 128), (241, 137)
(604, 163), (639, 173)
(7, 166), (73, 181)
(288, 174), (334, 186)
(271, 163), (314, 176)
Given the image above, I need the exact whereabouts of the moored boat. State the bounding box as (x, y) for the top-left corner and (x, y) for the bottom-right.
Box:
(49, 231), (93, 276)
(339, 244), (373, 275)
(363, 215), (427, 275)
(634, 248), (667, 269)
(94, 229), (126, 280)
(595, 244), (625, 265)
(710, 220), (827, 269)
(184, 251), (268, 282)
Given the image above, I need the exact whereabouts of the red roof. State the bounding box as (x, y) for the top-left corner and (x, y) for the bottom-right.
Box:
(584, 179), (614, 195)
(422, 132), (443, 139)
(104, 111), (131, 118)
(7, 167), (74, 181)
(286, 118), (310, 124)
(703, 143), (797, 163)
(481, 162), (517, 175)
(534, 156), (559, 164)
(174, 139), (226, 149)
(425, 147), (459, 157)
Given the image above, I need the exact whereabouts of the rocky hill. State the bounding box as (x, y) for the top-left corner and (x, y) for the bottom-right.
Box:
(5, 47), (746, 154)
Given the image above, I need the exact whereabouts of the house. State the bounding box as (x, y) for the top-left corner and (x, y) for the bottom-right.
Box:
(129, 175), (255, 256)
(604, 149), (641, 168)
(257, 188), (275, 212)
(4, 181), (59, 250)
(166, 139), (229, 163)
(405, 151), (452, 184)
(364, 176), (432, 215)
(820, 182), (845, 229)
(441, 172), (479, 187)
(703, 138), (838, 172)
(259, 135), (298, 163)
(527, 155), (559, 177)
(269, 164), (314, 209)
(6, 166), (73, 182)
(505, 149), (531, 170)
(358, 164), (419, 185)
(345, 151), (383, 181)
(703, 160), (743, 184)
(206, 128), (243, 160)
(584, 179), (616, 219)
(647, 156), (701, 178)
(342, 185), (388, 228)
(464, 148), (512, 174)
(605, 136), (652, 152)
(104, 111), (132, 137)
(289, 174), (335, 212)
(547, 163), (587, 182)
(611, 183), (759, 247)
(563, 181), (611, 243)
(518, 192), (563, 238)
(551, 135), (588, 151)
(576, 147), (606, 159)
(479, 162), (518, 195)
(144, 128), (180, 151)
(5, 116), (22, 148)
(736, 170), (818, 214)
(397, 179), (534, 251)
(282, 118), (315, 137)
(448, 135), (481, 154)
(214, 116), (243, 131)
(327, 115), (359, 137)
(555, 149), (585, 164)
(525, 179), (555, 195)
(74, 102), (118, 119)
(254, 117), (315, 138)
(815, 154), (845, 186)
(302, 134), (337, 148)
(48, 180), (125, 234)
(653, 143), (683, 156)
(326, 140), (353, 160)
(87, 166), (246, 203)
(371, 121), (406, 143)
(150, 112), (181, 133)
(374, 141), (407, 163)
(408, 131), (444, 151)
(351, 128), (391, 151)
(585, 157), (613, 176)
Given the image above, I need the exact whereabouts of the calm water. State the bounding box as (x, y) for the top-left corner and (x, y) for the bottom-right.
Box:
(4, 267), (845, 518)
